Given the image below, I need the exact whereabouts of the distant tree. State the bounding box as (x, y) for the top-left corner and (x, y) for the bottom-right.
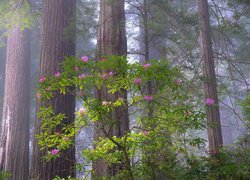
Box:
(0, 1), (31, 179)
(30, 0), (76, 179)
(93, 0), (129, 178)
(127, 0), (198, 64)
(197, 0), (223, 154)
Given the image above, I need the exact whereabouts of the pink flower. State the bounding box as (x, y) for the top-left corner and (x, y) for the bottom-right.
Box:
(79, 108), (86, 116)
(74, 66), (79, 71)
(55, 72), (61, 78)
(100, 73), (107, 80)
(101, 58), (107, 61)
(51, 149), (59, 155)
(143, 63), (151, 69)
(133, 78), (142, 85)
(78, 74), (86, 79)
(81, 56), (89, 62)
(143, 130), (149, 136)
(100, 72), (113, 80)
(39, 77), (46, 83)
(144, 95), (153, 101)
(206, 98), (215, 105)
(108, 72), (113, 76)
(175, 79), (182, 86)
(36, 93), (41, 99)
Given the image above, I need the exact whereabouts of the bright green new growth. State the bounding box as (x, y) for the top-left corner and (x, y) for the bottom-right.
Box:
(37, 56), (249, 179)
(0, 0), (34, 46)
(0, 1), (33, 29)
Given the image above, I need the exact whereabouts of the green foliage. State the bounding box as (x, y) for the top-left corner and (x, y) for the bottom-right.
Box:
(0, 171), (11, 180)
(36, 106), (74, 154)
(53, 176), (78, 180)
(0, 0), (34, 45)
(241, 95), (250, 123)
(36, 56), (248, 179)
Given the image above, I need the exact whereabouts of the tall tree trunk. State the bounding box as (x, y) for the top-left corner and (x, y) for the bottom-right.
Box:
(198, 0), (223, 153)
(93, 0), (129, 178)
(0, 26), (30, 180)
(31, 0), (76, 179)
(0, 43), (6, 123)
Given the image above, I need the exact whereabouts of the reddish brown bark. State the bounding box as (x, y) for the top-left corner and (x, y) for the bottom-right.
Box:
(198, 0), (223, 153)
(30, 0), (76, 179)
(0, 26), (30, 180)
(93, 0), (129, 178)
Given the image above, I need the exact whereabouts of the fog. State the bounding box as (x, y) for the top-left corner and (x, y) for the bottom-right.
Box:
(0, 0), (249, 179)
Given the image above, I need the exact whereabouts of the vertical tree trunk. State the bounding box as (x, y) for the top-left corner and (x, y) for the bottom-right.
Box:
(143, 0), (150, 62)
(31, 0), (76, 179)
(0, 27), (30, 180)
(93, 0), (129, 178)
(139, 0), (162, 63)
(198, 0), (223, 153)
(0, 45), (6, 123)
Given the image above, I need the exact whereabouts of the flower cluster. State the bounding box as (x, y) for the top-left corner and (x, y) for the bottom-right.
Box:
(74, 66), (79, 71)
(143, 63), (151, 69)
(55, 72), (61, 78)
(175, 79), (182, 86)
(134, 78), (142, 85)
(143, 130), (149, 136)
(36, 93), (41, 99)
(100, 72), (113, 80)
(81, 56), (89, 62)
(39, 77), (46, 83)
(78, 74), (86, 79)
(206, 98), (215, 106)
(144, 95), (153, 101)
(51, 149), (59, 155)
(79, 108), (87, 116)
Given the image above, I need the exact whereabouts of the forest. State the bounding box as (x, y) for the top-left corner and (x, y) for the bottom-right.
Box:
(0, 0), (249, 179)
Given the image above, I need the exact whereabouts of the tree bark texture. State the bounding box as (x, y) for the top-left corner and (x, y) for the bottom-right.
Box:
(30, 0), (76, 179)
(0, 26), (30, 180)
(0, 45), (6, 122)
(198, 0), (223, 153)
(93, 0), (129, 178)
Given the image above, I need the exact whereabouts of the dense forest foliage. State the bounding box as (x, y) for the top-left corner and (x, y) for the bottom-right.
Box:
(0, 0), (249, 179)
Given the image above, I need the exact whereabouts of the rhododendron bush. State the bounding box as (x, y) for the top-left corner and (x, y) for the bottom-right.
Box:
(36, 56), (249, 179)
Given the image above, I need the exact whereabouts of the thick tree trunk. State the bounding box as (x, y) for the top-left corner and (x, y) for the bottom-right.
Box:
(30, 0), (76, 179)
(93, 0), (129, 178)
(198, 0), (223, 153)
(97, 0), (127, 56)
(0, 26), (30, 180)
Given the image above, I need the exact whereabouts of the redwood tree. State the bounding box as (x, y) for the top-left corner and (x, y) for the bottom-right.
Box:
(30, 0), (76, 179)
(93, 0), (129, 177)
(198, 0), (223, 153)
(0, 12), (30, 180)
